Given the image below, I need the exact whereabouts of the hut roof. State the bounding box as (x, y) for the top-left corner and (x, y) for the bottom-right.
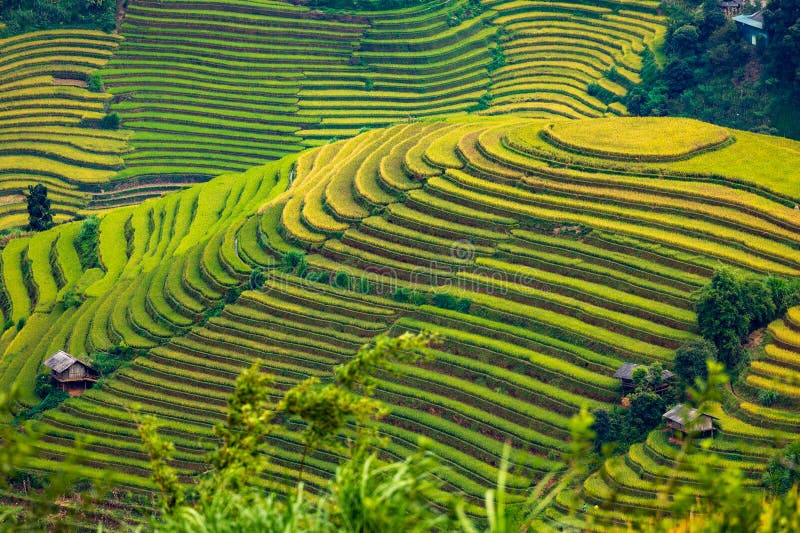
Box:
(733, 11), (764, 29)
(662, 404), (716, 432)
(613, 363), (674, 381)
(43, 350), (92, 373)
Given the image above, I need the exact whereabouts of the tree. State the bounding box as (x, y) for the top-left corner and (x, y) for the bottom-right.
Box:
(25, 184), (54, 231)
(99, 112), (120, 130)
(278, 332), (437, 480)
(764, 0), (800, 93)
(628, 391), (665, 434)
(695, 269), (750, 370)
(763, 440), (800, 495)
(674, 338), (716, 386)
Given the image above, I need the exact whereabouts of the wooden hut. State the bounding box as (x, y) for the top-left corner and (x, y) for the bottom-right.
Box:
(662, 404), (717, 439)
(43, 350), (98, 396)
(614, 363), (674, 394)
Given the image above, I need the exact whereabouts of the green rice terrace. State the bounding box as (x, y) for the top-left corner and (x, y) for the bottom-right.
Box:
(1, 112), (800, 528)
(1, 0), (665, 229)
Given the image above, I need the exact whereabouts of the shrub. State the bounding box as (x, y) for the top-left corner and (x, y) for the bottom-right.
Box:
(432, 293), (470, 313)
(757, 389), (781, 407)
(333, 271), (350, 290)
(87, 73), (104, 92)
(409, 290), (427, 306)
(63, 288), (83, 308)
(356, 277), (372, 295)
(34, 373), (53, 400)
(281, 251), (306, 275)
(392, 287), (411, 303)
(2, 320), (13, 331)
(763, 440), (800, 495)
(74, 216), (100, 269)
(225, 287), (241, 304)
(16, 317), (26, 330)
(99, 112), (120, 130)
(248, 268), (265, 290)
(93, 344), (136, 376)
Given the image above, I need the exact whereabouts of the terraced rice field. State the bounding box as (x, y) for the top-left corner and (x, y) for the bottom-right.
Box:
(98, 0), (663, 183)
(0, 30), (131, 228)
(576, 306), (800, 528)
(4, 116), (799, 524)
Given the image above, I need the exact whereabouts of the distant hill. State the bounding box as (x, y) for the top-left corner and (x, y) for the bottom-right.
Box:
(0, 0), (663, 229)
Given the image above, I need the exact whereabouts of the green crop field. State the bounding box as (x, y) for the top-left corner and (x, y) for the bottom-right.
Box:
(3, 0), (800, 528)
(0, 113), (798, 528)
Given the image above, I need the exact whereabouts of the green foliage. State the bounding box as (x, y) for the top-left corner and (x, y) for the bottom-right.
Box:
(764, 0), (800, 95)
(466, 92), (492, 112)
(0, 0), (116, 35)
(87, 73), (104, 93)
(304, 0), (433, 10)
(135, 413), (185, 512)
(629, 0), (799, 137)
(99, 112), (120, 130)
(205, 363), (276, 489)
(74, 216), (100, 269)
(278, 332), (435, 478)
(248, 267), (265, 289)
(25, 184), (54, 232)
(281, 250), (307, 275)
(34, 373), (52, 400)
(92, 344), (136, 376)
(333, 270), (350, 290)
(763, 440), (800, 495)
(592, 391), (665, 450)
(695, 269), (755, 370)
(16, 316), (26, 330)
(757, 388), (781, 407)
(62, 288), (83, 308)
(674, 338), (716, 386)
(15, 389), (68, 421)
(356, 277), (372, 295)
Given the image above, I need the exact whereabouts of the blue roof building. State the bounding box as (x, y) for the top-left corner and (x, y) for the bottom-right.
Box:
(733, 11), (768, 46)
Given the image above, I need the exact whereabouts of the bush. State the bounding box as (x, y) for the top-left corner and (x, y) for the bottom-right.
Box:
(333, 271), (350, 290)
(282, 251), (306, 275)
(63, 288), (83, 309)
(757, 389), (781, 407)
(248, 268), (265, 290)
(1, 0), (116, 35)
(764, 440), (800, 495)
(356, 277), (372, 295)
(16, 317), (26, 330)
(432, 293), (471, 313)
(99, 112), (120, 130)
(74, 216), (100, 269)
(409, 290), (427, 306)
(392, 287), (411, 303)
(34, 373), (53, 400)
(2, 320), (13, 331)
(87, 73), (104, 93)
(92, 344), (136, 376)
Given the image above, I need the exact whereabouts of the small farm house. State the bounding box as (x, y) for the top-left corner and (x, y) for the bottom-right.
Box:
(733, 11), (768, 45)
(43, 350), (98, 395)
(663, 404), (717, 439)
(614, 363), (674, 394)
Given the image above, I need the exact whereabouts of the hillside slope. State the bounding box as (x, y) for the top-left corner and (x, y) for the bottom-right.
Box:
(0, 0), (665, 229)
(0, 29), (130, 227)
(97, 0), (664, 196)
(3, 115), (799, 523)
